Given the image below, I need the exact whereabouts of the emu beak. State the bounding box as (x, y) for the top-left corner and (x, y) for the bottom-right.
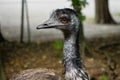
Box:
(36, 19), (55, 29)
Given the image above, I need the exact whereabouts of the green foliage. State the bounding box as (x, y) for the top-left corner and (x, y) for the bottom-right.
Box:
(102, 75), (108, 80)
(52, 40), (63, 58)
(78, 14), (86, 21)
(69, 0), (88, 9)
(68, 0), (88, 22)
(52, 40), (63, 49)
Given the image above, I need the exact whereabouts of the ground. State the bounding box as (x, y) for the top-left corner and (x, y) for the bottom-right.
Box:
(1, 21), (120, 80)
(0, 35), (120, 80)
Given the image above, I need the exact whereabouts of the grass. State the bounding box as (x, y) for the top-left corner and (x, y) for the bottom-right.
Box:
(102, 75), (108, 80)
(52, 40), (63, 50)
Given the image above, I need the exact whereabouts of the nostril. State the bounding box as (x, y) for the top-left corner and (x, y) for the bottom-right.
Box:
(43, 24), (48, 26)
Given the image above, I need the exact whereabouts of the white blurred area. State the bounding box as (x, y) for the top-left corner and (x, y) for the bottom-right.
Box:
(0, 0), (119, 42)
(0, 0), (72, 27)
(0, 0), (72, 42)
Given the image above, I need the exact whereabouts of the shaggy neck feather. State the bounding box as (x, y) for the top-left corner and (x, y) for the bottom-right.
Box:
(62, 30), (89, 80)
(63, 30), (83, 69)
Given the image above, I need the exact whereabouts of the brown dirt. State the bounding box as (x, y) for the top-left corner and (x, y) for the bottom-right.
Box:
(0, 36), (120, 80)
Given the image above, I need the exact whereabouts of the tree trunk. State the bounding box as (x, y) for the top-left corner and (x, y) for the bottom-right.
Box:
(0, 24), (5, 42)
(95, 0), (116, 24)
(0, 53), (6, 80)
(0, 35), (6, 80)
(0, 24), (6, 80)
(0, 33), (5, 42)
(20, 0), (25, 43)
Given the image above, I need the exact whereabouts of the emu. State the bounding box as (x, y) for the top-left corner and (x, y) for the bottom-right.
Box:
(11, 8), (89, 80)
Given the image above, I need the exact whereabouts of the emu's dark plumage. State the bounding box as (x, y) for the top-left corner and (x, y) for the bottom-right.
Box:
(37, 8), (89, 80)
(11, 8), (89, 80)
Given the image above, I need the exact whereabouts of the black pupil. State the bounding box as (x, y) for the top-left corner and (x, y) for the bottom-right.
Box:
(60, 17), (69, 23)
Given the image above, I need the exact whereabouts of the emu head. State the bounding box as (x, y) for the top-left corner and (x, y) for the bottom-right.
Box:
(37, 8), (80, 33)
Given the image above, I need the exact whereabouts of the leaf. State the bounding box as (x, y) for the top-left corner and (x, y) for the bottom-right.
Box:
(78, 14), (86, 21)
(52, 40), (63, 49)
(102, 75), (108, 80)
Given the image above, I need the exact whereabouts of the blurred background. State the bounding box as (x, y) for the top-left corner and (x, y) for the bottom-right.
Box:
(0, 0), (120, 80)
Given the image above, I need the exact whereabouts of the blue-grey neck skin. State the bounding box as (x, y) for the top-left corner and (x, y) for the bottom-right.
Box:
(62, 30), (89, 80)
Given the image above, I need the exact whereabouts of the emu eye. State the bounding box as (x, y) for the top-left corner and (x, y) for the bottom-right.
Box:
(60, 17), (70, 24)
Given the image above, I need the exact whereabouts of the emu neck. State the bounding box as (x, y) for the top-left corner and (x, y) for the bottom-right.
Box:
(62, 30), (89, 80)
(63, 30), (83, 73)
